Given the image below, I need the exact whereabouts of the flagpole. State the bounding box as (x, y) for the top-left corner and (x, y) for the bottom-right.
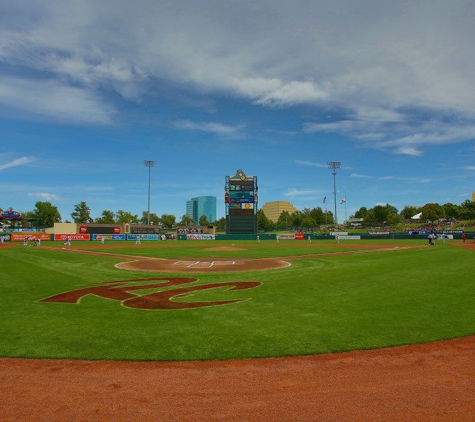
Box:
(344, 196), (347, 222)
(340, 196), (347, 223)
(323, 196), (328, 225)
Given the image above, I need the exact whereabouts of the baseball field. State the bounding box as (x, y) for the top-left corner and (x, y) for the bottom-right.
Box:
(1, 238), (474, 420)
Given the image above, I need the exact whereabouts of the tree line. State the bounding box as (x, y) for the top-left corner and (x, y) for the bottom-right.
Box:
(1, 201), (228, 231)
(257, 200), (475, 231)
(2, 199), (475, 232)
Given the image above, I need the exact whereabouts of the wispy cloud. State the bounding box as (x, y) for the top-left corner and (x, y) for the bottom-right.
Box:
(0, 156), (35, 171)
(172, 120), (245, 139)
(0, 76), (115, 124)
(379, 175), (431, 183)
(27, 192), (59, 201)
(393, 146), (423, 156)
(294, 160), (329, 168)
(283, 188), (320, 197)
(295, 160), (352, 171)
(351, 173), (372, 179)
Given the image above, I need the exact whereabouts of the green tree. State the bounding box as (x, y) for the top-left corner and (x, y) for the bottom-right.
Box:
(257, 209), (274, 231)
(301, 216), (317, 229)
(308, 207), (325, 225)
(459, 200), (475, 220)
(354, 207), (368, 219)
(420, 203), (445, 222)
(199, 215), (210, 226)
(116, 210), (139, 224)
(372, 205), (389, 224)
(214, 217), (226, 231)
(20, 210), (37, 229)
(179, 214), (195, 226)
(290, 211), (303, 228)
(387, 213), (402, 225)
(363, 209), (376, 226)
(140, 211), (160, 225)
(442, 203), (460, 220)
(276, 211), (292, 229)
(400, 206), (420, 220)
(385, 204), (399, 215)
(71, 201), (92, 223)
(95, 210), (116, 224)
(34, 201), (61, 227)
(160, 214), (176, 228)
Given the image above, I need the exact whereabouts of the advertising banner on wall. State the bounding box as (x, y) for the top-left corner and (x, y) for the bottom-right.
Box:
(186, 234), (216, 240)
(11, 233), (51, 241)
(54, 234), (91, 241)
(92, 234), (126, 241)
(126, 234), (159, 241)
(279, 234), (296, 240)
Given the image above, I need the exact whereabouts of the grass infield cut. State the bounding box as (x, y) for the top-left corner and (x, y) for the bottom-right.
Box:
(0, 239), (474, 361)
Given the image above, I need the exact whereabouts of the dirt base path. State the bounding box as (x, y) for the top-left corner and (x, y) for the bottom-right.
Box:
(1, 336), (474, 421)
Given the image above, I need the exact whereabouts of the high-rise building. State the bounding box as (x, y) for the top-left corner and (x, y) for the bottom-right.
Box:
(186, 196), (217, 224)
(261, 201), (298, 223)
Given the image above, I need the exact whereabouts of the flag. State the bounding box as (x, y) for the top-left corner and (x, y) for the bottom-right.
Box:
(323, 196), (326, 204)
(340, 198), (346, 204)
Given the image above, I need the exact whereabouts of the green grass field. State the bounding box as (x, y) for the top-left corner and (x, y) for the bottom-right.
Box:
(1, 239), (474, 361)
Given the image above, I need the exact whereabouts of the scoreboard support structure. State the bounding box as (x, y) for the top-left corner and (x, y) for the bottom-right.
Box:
(225, 169), (258, 234)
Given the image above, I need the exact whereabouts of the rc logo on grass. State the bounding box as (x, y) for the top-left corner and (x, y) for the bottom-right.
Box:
(40, 277), (262, 310)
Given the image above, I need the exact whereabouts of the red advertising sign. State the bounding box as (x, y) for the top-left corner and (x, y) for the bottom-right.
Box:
(80, 226), (88, 234)
(54, 234), (91, 241)
(114, 227), (120, 234)
(295, 233), (305, 240)
(11, 233), (51, 242)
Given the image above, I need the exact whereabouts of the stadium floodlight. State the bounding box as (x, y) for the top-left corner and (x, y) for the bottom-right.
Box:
(144, 160), (156, 225)
(327, 162), (341, 225)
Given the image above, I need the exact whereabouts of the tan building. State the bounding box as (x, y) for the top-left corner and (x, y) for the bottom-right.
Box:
(261, 201), (298, 223)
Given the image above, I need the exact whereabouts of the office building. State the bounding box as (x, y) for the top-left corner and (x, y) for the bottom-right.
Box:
(261, 201), (298, 223)
(186, 196), (217, 224)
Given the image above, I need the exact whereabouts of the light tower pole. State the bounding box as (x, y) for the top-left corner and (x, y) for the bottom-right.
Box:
(327, 161), (341, 225)
(143, 160), (156, 225)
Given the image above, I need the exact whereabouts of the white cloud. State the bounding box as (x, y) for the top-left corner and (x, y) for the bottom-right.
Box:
(351, 173), (372, 179)
(0, 156), (35, 171)
(283, 188), (320, 197)
(393, 146), (423, 156)
(172, 120), (245, 139)
(1, 0), (475, 148)
(0, 76), (115, 124)
(27, 192), (59, 201)
(252, 80), (328, 107)
(295, 160), (329, 169)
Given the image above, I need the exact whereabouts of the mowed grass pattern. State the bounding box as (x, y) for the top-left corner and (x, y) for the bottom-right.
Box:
(0, 240), (474, 361)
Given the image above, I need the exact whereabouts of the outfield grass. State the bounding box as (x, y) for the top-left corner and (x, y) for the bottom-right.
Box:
(0, 240), (474, 361)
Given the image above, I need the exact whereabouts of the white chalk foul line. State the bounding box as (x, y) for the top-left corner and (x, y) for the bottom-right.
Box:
(173, 260), (236, 268)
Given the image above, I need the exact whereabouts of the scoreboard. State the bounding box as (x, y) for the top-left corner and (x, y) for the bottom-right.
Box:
(225, 169), (258, 234)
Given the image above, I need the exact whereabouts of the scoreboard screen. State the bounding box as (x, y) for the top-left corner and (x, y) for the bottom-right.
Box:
(225, 169), (258, 234)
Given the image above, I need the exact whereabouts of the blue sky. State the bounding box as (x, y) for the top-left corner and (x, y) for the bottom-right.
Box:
(1, 0), (474, 222)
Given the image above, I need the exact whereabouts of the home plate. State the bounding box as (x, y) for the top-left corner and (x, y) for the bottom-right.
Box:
(173, 260), (236, 268)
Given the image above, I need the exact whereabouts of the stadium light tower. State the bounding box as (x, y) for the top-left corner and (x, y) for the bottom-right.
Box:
(144, 160), (156, 225)
(327, 161), (341, 225)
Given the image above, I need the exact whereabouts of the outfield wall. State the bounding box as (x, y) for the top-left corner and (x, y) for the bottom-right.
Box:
(2, 231), (475, 242)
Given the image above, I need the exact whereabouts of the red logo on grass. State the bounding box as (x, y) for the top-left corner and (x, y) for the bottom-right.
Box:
(40, 278), (262, 310)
